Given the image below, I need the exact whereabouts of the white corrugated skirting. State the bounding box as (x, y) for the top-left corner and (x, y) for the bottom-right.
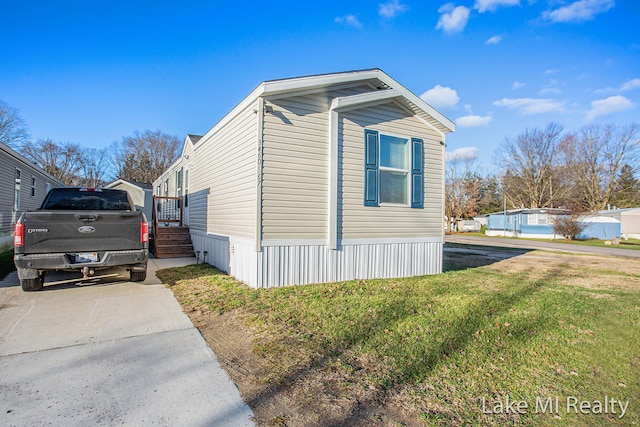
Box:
(190, 231), (442, 288)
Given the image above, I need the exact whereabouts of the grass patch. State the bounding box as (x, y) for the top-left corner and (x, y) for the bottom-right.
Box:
(0, 250), (15, 281)
(159, 261), (640, 426)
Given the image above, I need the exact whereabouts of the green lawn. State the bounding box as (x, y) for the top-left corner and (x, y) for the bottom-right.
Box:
(159, 260), (640, 426)
(0, 250), (15, 281)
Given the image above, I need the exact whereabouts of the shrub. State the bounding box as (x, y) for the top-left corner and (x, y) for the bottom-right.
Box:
(552, 215), (587, 240)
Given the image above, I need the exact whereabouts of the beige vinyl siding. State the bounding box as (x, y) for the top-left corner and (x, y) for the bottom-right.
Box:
(340, 102), (444, 239)
(261, 95), (328, 240)
(188, 103), (257, 239)
(260, 84), (377, 241)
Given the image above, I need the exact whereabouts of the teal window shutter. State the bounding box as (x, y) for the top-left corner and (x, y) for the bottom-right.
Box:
(364, 130), (379, 206)
(411, 138), (424, 208)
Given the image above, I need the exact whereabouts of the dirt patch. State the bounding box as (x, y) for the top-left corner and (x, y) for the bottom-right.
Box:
(173, 250), (639, 427)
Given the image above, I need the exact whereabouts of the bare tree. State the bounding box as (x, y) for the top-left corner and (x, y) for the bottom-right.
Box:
(497, 123), (565, 209)
(20, 138), (83, 186)
(113, 130), (181, 184)
(560, 123), (639, 211)
(79, 148), (110, 187)
(445, 149), (480, 232)
(0, 100), (30, 148)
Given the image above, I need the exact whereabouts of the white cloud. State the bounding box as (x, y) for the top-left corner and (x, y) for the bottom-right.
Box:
(543, 0), (614, 23)
(436, 3), (470, 34)
(474, 0), (520, 13)
(334, 15), (362, 28)
(595, 78), (640, 94)
(379, 0), (409, 18)
(545, 69), (557, 75)
(512, 81), (526, 90)
(620, 78), (640, 92)
(446, 147), (479, 162)
(486, 35), (502, 45)
(540, 79), (562, 95)
(457, 115), (493, 127)
(493, 97), (566, 115)
(586, 95), (636, 121)
(420, 85), (460, 110)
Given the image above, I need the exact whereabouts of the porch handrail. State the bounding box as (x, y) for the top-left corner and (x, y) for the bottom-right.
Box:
(153, 196), (184, 231)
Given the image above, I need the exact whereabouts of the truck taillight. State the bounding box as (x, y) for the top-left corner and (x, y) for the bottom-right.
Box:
(14, 222), (24, 247)
(141, 222), (149, 243)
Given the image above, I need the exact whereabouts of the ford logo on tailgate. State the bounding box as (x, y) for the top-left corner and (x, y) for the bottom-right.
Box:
(78, 226), (96, 233)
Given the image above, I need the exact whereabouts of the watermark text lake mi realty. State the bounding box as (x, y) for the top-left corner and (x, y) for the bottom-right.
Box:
(481, 395), (630, 419)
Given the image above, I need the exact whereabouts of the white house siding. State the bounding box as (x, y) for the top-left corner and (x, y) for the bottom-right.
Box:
(340, 102), (444, 240)
(255, 239), (442, 288)
(0, 143), (62, 251)
(189, 103), (257, 238)
(261, 95), (329, 240)
(261, 84), (379, 241)
(254, 94), (445, 288)
(176, 103), (259, 284)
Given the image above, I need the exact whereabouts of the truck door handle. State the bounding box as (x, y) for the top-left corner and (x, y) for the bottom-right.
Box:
(75, 214), (98, 221)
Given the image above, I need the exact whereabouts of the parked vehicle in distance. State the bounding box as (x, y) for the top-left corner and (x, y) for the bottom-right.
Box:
(14, 187), (149, 291)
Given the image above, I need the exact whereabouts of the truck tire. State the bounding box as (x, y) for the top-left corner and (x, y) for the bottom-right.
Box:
(130, 270), (147, 282)
(21, 277), (43, 292)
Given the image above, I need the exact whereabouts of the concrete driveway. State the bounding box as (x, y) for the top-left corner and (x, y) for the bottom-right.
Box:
(0, 258), (254, 426)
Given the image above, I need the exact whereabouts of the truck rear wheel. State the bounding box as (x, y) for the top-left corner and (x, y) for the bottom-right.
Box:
(21, 277), (43, 292)
(130, 270), (147, 282)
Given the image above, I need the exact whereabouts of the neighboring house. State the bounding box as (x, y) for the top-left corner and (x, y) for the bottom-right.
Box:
(485, 208), (621, 240)
(598, 208), (640, 239)
(578, 216), (621, 240)
(105, 179), (153, 223)
(0, 141), (63, 251)
(154, 69), (455, 288)
(486, 208), (571, 239)
(473, 214), (489, 227)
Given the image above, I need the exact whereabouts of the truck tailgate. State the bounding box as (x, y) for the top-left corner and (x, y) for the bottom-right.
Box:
(22, 211), (143, 254)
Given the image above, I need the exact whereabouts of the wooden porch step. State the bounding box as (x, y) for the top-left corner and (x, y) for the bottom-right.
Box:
(153, 226), (194, 259)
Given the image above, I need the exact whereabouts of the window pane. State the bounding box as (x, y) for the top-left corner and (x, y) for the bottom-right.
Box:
(380, 171), (407, 204)
(380, 135), (409, 170)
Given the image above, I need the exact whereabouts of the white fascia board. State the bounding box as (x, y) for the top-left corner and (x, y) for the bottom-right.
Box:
(330, 89), (401, 111)
(196, 70), (383, 148)
(262, 69), (381, 95)
(376, 71), (456, 133)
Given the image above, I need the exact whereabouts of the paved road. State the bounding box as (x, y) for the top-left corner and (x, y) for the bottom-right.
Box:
(445, 234), (640, 258)
(0, 258), (254, 426)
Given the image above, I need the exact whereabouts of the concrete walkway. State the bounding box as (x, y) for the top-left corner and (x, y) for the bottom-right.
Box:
(446, 234), (640, 258)
(0, 257), (255, 426)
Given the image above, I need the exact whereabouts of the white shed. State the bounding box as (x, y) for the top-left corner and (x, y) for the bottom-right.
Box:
(154, 69), (455, 287)
(105, 179), (153, 222)
(598, 208), (640, 239)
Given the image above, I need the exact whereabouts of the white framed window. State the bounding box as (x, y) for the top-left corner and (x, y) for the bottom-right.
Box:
(364, 129), (424, 209)
(163, 179), (169, 196)
(528, 213), (548, 225)
(31, 176), (36, 197)
(379, 135), (410, 205)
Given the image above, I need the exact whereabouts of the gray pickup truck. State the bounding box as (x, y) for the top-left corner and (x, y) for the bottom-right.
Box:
(14, 187), (149, 291)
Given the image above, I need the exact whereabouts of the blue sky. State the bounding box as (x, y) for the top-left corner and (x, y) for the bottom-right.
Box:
(1, 0), (638, 172)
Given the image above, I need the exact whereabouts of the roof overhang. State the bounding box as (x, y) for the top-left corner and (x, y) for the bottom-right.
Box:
(197, 69), (455, 145)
